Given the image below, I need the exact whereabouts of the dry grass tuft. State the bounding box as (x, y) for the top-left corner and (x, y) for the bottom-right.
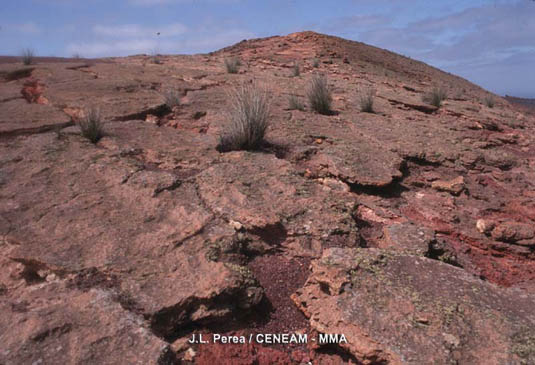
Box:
(359, 88), (375, 113)
(79, 107), (105, 144)
(484, 95), (495, 108)
(423, 86), (447, 108)
(292, 62), (300, 77)
(218, 83), (271, 152)
(21, 49), (35, 65)
(307, 75), (332, 115)
(224, 57), (241, 74)
(163, 89), (181, 108)
(288, 94), (305, 111)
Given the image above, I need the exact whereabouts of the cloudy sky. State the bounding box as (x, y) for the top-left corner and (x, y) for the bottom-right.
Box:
(1, 0), (534, 97)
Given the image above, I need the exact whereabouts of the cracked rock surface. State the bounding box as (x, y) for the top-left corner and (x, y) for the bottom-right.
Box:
(1, 31), (535, 363)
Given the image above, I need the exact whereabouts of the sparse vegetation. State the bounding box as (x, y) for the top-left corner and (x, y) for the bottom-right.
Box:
(288, 94), (305, 111)
(163, 89), (181, 108)
(307, 75), (332, 115)
(218, 84), (270, 152)
(484, 95), (495, 108)
(21, 48), (35, 65)
(292, 62), (300, 77)
(224, 57), (240, 74)
(79, 107), (105, 144)
(312, 58), (320, 68)
(359, 88), (375, 113)
(423, 86), (447, 108)
(150, 49), (163, 64)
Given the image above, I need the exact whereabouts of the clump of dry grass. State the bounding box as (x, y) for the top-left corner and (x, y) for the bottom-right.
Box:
(79, 107), (105, 144)
(423, 86), (447, 108)
(307, 75), (332, 115)
(484, 95), (495, 108)
(288, 94), (305, 111)
(224, 57), (241, 74)
(21, 48), (35, 65)
(359, 88), (375, 113)
(163, 89), (181, 108)
(218, 83), (271, 152)
(292, 62), (300, 77)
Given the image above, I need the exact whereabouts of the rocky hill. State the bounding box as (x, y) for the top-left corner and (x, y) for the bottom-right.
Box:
(1, 31), (534, 364)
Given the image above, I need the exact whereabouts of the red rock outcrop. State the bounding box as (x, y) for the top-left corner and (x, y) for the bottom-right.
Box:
(21, 77), (49, 104)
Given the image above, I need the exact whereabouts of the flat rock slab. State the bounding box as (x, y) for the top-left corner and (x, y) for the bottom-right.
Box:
(0, 66), (36, 81)
(0, 99), (72, 135)
(0, 62), (198, 124)
(293, 248), (535, 364)
(0, 131), (262, 342)
(195, 152), (360, 256)
(0, 279), (172, 365)
(44, 77), (166, 121)
(381, 222), (435, 256)
(0, 83), (23, 101)
(306, 139), (404, 187)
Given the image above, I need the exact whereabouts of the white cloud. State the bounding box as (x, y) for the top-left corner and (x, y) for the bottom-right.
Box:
(66, 27), (254, 57)
(309, 0), (535, 96)
(93, 23), (187, 38)
(67, 39), (159, 57)
(357, 2), (535, 68)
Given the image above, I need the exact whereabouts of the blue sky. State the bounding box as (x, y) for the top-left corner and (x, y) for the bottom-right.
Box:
(1, 0), (534, 97)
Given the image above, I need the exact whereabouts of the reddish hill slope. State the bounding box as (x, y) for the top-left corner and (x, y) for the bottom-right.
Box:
(1, 31), (534, 364)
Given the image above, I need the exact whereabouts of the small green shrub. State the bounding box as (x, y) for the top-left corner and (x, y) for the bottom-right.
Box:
(21, 48), (35, 65)
(484, 95), (495, 108)
(288, 94), (305, 111)
(359, 88), (375, 113)
(79, 107), (105, 144)
(423, 87), (447, 108)
(307, 75), (332, 115)
(312, 58), (320, 68)
(224, 57), (240, 74)
(163, 89), (181, 108)
(218, 84), (270, 152)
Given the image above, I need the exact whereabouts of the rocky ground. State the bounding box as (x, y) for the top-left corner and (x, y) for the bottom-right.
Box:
(1, 31), (534, 364)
